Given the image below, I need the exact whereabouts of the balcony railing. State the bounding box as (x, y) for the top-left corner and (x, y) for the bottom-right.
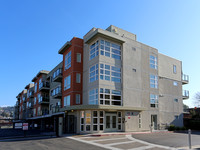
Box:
(52, 106), (61, 114)
(51, 86), (62, 98)
(38, 96), (49, 104)
(183, 90), (189, 100)
(39, 81), (50, 91)
(182, 74), (189, 84)
(52, 68), (63, 82)
(29, 91), (34, 98)
(41, 110), (49, 116)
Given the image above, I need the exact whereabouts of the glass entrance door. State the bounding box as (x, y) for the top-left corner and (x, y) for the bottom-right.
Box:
(105, 114), (117, 131)
(151, 115), (157, 130)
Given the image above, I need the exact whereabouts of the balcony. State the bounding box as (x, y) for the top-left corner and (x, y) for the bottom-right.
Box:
(38, 96), (49, 104)
(183, 90), (189, 100)
(39, 81), (50, 91)
(51, 86), (62, 99)
(52, 68), (63, 82)
(28, 101), (34, 109)
(52, 105), (61, 114)
(41, 109), (49, 116)
(182, 74), (189, 85)
(29, 91), (34, 98)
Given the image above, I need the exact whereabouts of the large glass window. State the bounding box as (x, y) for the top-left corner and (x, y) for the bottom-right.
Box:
(34, 97), (37, 105)
(51, 86), (61, 96)
(85, 111), (91, 131)
(65, 51), (71, 70)
(64, 95), (70, 106)
(64, 75), (71, 90)
(39, 79), (42, 89)
(100, 40), (121, 60)
(150, 74), (158, 88)
(100, 88), (122, 106)
(89, 64), (98, 83)
(100, 64), (121, 83)
(90, 41), (99, 60)
(53, 68), (62, 79)
(93, 111), (98, 131)
(150, 94), (158, 108)
(150, 55), (158, 69)
(38, 93), (42, 103)
(89, 89), (98, 105)
(80, 111), (84, 131)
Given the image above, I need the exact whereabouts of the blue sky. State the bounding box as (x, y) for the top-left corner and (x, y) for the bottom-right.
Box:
(0, 0), (199, 107)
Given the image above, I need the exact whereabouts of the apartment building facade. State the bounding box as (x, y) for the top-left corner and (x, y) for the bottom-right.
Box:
(14, 25), (189, 134)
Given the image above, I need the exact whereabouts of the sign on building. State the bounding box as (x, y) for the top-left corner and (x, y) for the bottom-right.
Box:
(22, 123), (28, 130)
(15, 123), (22, 129)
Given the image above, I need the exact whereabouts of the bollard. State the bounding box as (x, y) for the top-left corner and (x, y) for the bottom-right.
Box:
(188, 129), (191, 149)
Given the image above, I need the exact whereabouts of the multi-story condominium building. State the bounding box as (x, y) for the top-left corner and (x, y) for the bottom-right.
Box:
(14, 25), (189, 134)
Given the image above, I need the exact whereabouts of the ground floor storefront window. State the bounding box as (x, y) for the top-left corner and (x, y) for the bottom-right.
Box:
(80, 110), (122, 132)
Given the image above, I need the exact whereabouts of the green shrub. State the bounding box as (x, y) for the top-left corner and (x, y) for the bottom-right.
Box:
(175, 126), (180, 131)
(181, 126), (187, 130)
(168, 125), (175, 131)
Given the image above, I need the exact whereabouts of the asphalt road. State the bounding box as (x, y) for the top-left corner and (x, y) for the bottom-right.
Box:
(132, 132), (200, 149)
(0, 137), (106, 150)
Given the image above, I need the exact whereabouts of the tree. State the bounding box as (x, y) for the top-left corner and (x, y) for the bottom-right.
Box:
(183, 104), (189, 110)
(194, 92), (200, 107)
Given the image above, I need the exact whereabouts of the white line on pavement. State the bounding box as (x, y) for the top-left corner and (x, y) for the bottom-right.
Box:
(126, 135), (177, 150)
(91, 137), (128, 142)
(67, 136), (123, 150)
(127, 145), (155, 150)
(105, 141), (135, 146)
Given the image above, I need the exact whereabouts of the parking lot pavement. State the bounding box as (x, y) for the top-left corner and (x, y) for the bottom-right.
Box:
(0, 137), (106, 150)
(67, 134), (176, 150)
(132, 132), (200, 149)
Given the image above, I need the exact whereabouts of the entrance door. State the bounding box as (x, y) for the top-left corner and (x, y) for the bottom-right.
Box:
(151, 115), (157, 130)
(105, 114), (117, 131)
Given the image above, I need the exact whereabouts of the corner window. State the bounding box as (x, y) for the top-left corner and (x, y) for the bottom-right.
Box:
(100, 40), (121, 60)
(76, 73), (81, 83)
(173, 65), (177, 74)
(90, 41), (99, 60)
(64, 95), (70, 106)
(77, 53), (81, 63)
(64, 75), (71, 90)
(76, 94), (80, 104)
(150, 74), (158, 88)
(150, 94), (158, 108)
(65, 51), (71, 70)
(150, 55), (158, 69)
(89, 89), (98, 105)
(89, 64), (98, 83)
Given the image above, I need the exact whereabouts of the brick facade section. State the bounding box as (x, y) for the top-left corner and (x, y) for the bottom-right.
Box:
(62, 37), (83, 107)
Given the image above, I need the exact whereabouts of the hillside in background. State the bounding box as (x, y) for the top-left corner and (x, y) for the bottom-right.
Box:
(0, 106), (14, 118)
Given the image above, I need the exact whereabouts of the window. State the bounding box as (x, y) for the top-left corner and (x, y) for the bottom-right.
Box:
(174, 98), (178, 102)
(64, 75), (71, 90)
(33, 108), (36, 117)
(38, 93), (42, 103)
(100, 64), (121, 83)
(100, 88), (122, 106)
(93, 111), (98, 131)
(65, 51), (71, 70)
(150, 94), (158, 108)
(99, 111), (104, 131)
(139, 113), (141, 128)
(39, 79), (42, 89)
(150, 74), (158, 88)
(89, 89), (98, 105)
(37, 107), (40, 116)
(77, 53), (81, 62)
(173, 81), (178, 86)
(85, 111), (91, 131)
(90, 41), (99, 60)
(173, 65), (177, 74)
(34, 97), (37, 105)
(64, 95), (70, 106)
(53, 68), (62, 79)
(89, 64), (98, 83)
(76, 73), (81, 83)
(80, 111), (84, 131)
(150, 55), (158, 69)
(76, 94), (80, 104)
(118, 112), (122, 130)
(51, 86), (61, 96)
(35, 83), (37, 92)
(100, 40), (121, 60)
